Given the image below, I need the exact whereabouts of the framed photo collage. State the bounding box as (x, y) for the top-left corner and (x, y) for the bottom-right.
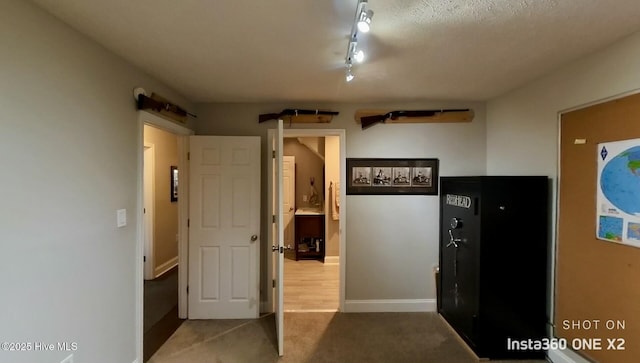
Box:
(346, 158), (439, 195)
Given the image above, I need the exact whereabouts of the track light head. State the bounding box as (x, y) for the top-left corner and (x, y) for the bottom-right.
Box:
(348, 42), (365, 64)
(345, 64), (355, 82)
(354, 49), (365, 63)
(357, 9), (374, 33)
(346, 71), (355, 82)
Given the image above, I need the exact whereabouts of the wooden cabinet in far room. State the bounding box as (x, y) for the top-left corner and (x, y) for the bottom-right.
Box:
(294, 210), (325, 262)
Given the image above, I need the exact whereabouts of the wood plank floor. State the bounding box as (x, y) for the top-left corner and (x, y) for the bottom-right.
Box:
(284, 255), (339, 312)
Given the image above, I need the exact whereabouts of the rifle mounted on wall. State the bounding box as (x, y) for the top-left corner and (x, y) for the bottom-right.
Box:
(137, 94), (197, 120)
(258, 109), (339, 123)
(359, 109), (473, 130)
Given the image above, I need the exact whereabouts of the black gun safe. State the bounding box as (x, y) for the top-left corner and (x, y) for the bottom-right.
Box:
(438, 176), (548, 359)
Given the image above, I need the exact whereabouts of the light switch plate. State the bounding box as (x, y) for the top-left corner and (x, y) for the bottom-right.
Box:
(117, 209), (127, 228)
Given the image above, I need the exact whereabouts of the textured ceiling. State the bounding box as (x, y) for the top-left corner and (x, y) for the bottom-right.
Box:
(31, 0), (640, 103)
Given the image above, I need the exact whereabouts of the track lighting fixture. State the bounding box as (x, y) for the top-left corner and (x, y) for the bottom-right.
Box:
(344, 0), (374, 82)
(357, 9), (374, 33)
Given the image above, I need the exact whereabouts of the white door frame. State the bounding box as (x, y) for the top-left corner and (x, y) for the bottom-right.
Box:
(266, 128), (346, 313)
(136, 111), (193, 363)
(143, 143), (156, 280)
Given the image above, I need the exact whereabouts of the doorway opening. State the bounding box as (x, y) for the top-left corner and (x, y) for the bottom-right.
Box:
(142, 124), (183, 361)
(267, 125), (345, 355)
(136, 111), (193, 363)
(282, 135), (341, 312)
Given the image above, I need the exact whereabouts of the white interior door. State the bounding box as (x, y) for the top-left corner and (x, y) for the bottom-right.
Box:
(268, 120), (285, 356)
(188, 135), (261, 319)
(283, 156), (295, 248)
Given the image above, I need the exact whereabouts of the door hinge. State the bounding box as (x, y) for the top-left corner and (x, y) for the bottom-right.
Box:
(272, 215), (276, 223)
(187, 285), (189, 294)
(187, 152), (190, 161)
(272, 150), (275, 158)
(188, 219), (190, 228)
(143, 208), (146, 214)
(272, 279), (276, 288)
(143, 256), (146, 262)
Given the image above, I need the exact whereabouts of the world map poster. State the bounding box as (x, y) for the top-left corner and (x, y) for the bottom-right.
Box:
(597, 138), (640, 248)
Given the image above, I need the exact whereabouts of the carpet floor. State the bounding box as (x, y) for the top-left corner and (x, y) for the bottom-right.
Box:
(144, 267), (179, 332)
(144, 266), (183, 362)
(148, 312), (549, 363)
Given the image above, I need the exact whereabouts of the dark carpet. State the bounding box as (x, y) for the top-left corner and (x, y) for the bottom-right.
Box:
(144, 266), (179, 332)
(144, 266), (183, 362)
(148, 312), (549, 363)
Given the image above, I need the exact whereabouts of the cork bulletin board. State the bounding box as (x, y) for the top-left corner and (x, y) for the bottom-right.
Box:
(557, 92), (640, 362)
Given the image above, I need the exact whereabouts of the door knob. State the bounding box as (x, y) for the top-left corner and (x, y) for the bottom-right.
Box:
(250, 234), (258, 242)
(271, 245), (291, 253)
(289, 207), (294, 212)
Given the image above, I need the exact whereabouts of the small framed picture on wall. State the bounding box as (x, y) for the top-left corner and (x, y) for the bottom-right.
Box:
(392, 167), (411, 186)
(372, 167), (392, 186)
(171, 166), (178, 202)
(351, 166), (372, 186)
(411, 167), (433, 187)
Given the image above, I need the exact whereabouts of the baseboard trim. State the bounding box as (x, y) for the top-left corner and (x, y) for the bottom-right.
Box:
(154, 257), (178, 278)
(324, 256), (339, 265)
(547, 348), (592, 363)
(344, 299), (436, 313)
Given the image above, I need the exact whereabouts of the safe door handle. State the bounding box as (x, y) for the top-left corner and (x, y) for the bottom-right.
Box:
(447, 229), (461, 248)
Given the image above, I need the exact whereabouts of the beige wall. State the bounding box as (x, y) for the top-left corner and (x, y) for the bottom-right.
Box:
(324, 136), (340, 257)
(283, 138), (325, 209)
(0, 1), (193, 362)
(144, 125), (179, 275)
